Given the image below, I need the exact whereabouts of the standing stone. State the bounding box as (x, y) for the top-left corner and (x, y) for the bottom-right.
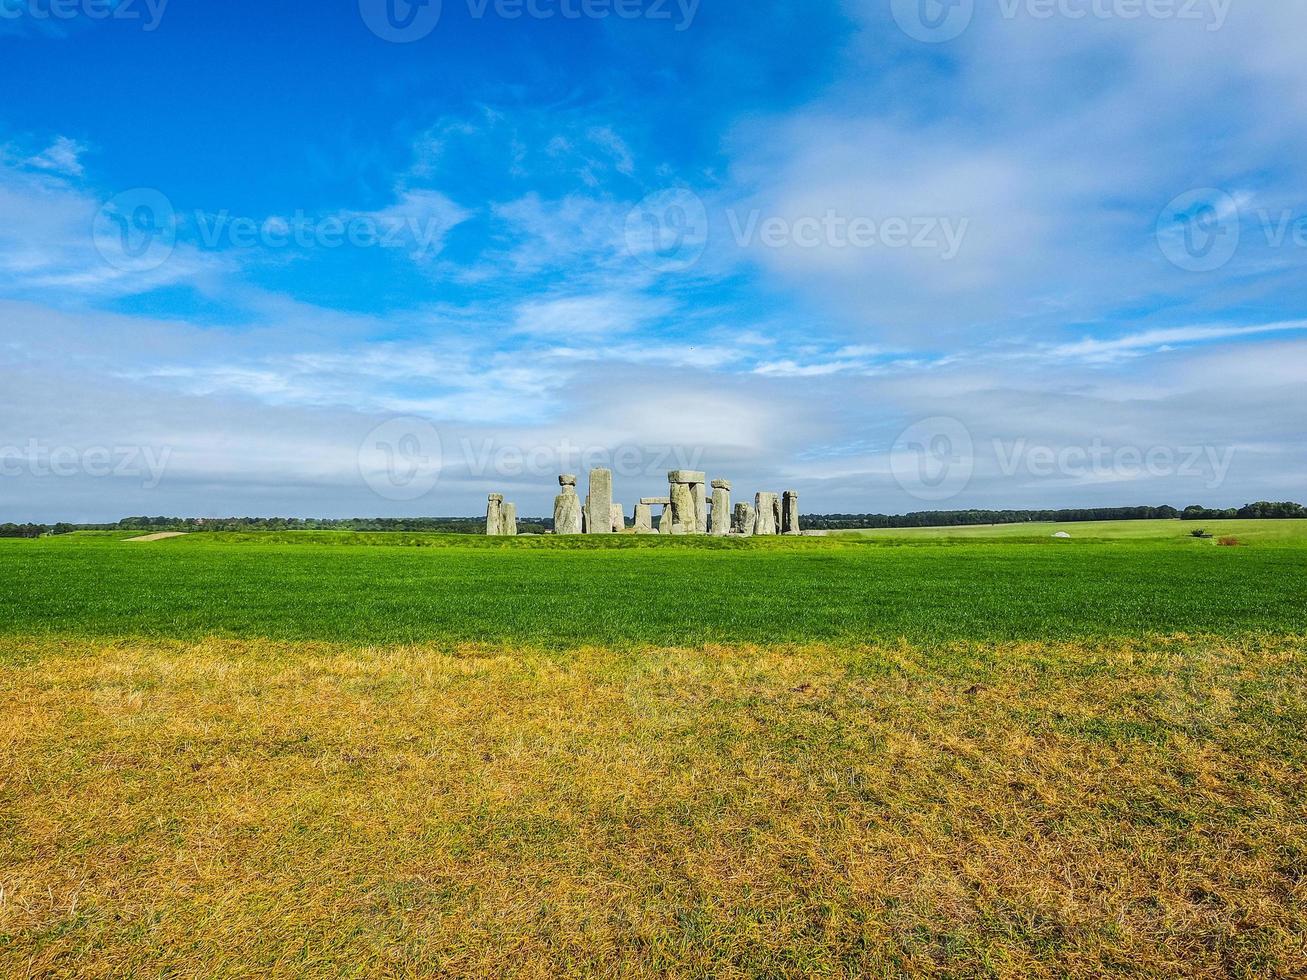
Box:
(634, 503), (654, 534)
(710, 479), (731, 536)
(486, 494), (504, 536)
(668, 471), (705, 534)
(611, 503), (625, 533)
(692, 481), (708, 534)
(658, 505), (673, 535)
(554, 476), (582, 535)
(587, 469), (613, 535)
(754, 493), (779, 535)
(773, 495), (783, 534)
(782, 491), (800, 534)
(670, 482), (696, 534)
(732, 502), (755, 537)
(501, 502), (518, 536)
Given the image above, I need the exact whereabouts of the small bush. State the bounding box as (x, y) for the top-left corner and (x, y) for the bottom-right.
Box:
(1218, 536), (1241, 547)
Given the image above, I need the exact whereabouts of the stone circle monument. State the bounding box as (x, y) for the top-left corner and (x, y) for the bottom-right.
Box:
(487, 469), (801, 537)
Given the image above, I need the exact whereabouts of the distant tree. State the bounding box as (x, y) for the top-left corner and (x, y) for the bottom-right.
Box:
(0, 523), (48, 538)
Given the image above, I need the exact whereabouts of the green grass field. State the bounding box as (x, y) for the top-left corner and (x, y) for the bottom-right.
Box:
(2, 523), (1306, 977)
(3, 520), (1307, 647)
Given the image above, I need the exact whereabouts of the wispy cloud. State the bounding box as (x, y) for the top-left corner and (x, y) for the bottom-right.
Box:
(1048, 320), (1307, 362)
(513, 292), (672, 339)
(23, 136), (86, 177)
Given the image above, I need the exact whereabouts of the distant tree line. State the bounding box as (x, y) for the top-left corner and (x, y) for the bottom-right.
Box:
(0, 523), (57, 538)
(6, 502), (1304, 536)
(801, 505), (1184, 530)
(802, 502), (1307, 530)
(100, 516), (557, 534)
(1180, 501), (1306, 521)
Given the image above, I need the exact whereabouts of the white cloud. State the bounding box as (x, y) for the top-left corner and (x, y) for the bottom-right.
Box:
(1047, 319), (1307, 362)
(513, 292), (673, 339)
(722, 3), (1307, 339)
(24, 136), (86, 177)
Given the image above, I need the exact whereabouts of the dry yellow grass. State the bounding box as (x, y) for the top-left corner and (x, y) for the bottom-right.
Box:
(2, 635), (1305, 978)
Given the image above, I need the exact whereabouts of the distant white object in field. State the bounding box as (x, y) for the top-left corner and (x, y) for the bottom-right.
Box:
(1053, 532), (1072, 539)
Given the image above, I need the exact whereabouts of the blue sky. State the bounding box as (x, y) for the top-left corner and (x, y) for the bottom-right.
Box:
(2, 0), (1305, 521)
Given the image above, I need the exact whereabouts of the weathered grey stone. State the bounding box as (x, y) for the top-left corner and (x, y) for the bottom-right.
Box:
(501, 502), (518, 536)
(773, 495), (782, 534)
(641, 496), (672, 506)
(658, 505), (673, 535)
(782, 490), (800, 535)
(711, 479), (732, 491)
(692, 480), (708, 534)
(710, 483), (730, 536)
(732, 502), (755, 537)
(559, 473), (577, 487)
(486, 494), (504, 536)
(754, 493), (779, 535)
(611, 503), (625, 533)
(670, 481), (696, 534)
(633, 503), (654, 534)
(669, 522), (687, 536)
(587, 469), (613, 535)
(553, 485), (582, 535)
(667, 470), (706, 485)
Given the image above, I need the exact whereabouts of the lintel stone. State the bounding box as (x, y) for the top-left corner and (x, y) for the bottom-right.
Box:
(667, 470), (706, 485)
